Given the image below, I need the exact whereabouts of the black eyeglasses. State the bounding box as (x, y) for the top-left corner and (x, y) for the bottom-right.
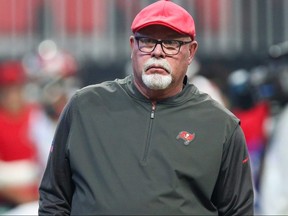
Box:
(134, 36), (193, 56)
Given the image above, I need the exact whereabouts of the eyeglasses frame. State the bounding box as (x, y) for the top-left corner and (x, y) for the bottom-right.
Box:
(134, 36), (193, 56)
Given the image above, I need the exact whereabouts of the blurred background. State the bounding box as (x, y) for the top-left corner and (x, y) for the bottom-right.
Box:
(0, 0), (288, 215)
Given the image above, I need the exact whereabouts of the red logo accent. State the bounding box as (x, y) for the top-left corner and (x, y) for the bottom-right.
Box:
(242, 157), (249, 164)
(177, 131), (195, 145)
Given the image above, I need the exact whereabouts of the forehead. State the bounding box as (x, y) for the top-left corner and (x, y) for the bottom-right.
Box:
(136, 25), (189, 39)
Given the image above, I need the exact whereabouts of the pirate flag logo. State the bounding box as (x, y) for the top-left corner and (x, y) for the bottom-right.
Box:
(176, 131), (195, 145)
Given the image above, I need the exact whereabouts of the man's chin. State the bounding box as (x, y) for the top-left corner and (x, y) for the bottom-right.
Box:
(142, 73), (172, 90)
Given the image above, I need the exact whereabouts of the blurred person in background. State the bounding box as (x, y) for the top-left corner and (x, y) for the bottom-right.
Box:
(259, 103), (288, 214)
(228, 68), (271, 212)
(258, 60), (288, 214)
(186, 59), (227, 107)
(0, 60), (40, 213)
(0, 41), (79, 215)
(24, 40), (79, 169)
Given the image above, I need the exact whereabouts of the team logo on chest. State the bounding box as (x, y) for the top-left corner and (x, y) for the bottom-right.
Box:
(176, 131), (195, 145)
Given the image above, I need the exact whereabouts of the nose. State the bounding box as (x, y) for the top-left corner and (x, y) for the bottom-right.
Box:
(151, 43), (166, 58)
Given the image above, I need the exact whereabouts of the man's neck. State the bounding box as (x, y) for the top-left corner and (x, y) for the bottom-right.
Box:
(133, 80), (183, 101)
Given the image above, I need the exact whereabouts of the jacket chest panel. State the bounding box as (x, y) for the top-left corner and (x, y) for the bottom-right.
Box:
(69, 104), (224, 202)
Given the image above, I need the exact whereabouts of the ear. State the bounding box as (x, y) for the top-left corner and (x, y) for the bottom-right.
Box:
(188, 41), (198, 65)
(129, 36), (136, 59)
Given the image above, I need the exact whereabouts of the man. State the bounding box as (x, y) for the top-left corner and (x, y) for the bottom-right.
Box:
(39, 0), (254, 215)
(0, 61), (40, 213)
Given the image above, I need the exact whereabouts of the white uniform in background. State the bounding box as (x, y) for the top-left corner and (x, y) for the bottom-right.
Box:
(260, 105), (288, 214)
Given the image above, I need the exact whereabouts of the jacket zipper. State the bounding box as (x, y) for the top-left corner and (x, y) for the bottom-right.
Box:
(150, 102), (156, 119)
(142, 102), (156, 164)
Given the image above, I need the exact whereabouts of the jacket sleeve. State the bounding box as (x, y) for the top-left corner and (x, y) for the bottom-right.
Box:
(212, 125), (254, 215)
(38, 96), (76, 216)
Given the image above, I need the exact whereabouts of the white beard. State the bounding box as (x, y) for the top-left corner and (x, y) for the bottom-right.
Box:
(142, 58), (173, 90)
(142, 73), (172, 90)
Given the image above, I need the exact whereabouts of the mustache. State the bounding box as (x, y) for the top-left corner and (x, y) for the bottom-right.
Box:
(143, 58), (172, 74)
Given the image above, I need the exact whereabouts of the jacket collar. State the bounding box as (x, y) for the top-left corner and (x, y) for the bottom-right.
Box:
(122, 75), (198, 105)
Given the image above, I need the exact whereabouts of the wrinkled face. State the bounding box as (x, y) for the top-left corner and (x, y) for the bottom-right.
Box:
(130, 25), (198, 99)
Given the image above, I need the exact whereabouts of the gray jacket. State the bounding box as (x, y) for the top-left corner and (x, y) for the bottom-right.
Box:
(39, 75), (254, 215)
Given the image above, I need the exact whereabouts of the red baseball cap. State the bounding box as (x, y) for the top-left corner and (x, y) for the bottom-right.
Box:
(0, 61), (26, 86)
(131, 0), (196, 39)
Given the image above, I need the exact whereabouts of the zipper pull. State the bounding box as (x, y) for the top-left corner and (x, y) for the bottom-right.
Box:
(151, 102), (156, 119)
